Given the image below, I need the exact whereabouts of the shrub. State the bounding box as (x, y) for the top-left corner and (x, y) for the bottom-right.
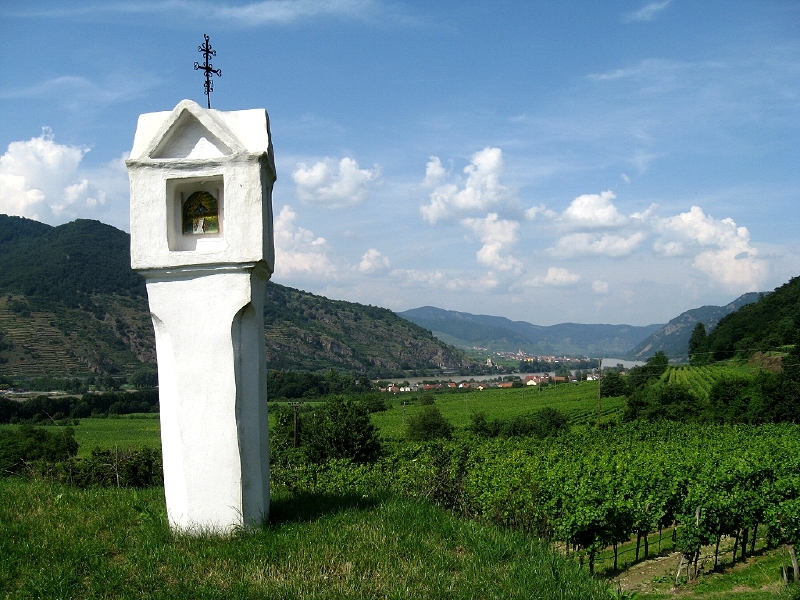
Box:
(407, 406), (453, 441)
(61, 447), (163, 488)
(0, 425), (78, 475)
(468, 412), (501, 437)
(530, 407), (569, 438)
(361, 394), (388, 413)
(469, 408), (568, 439)
(302, 396), (382, 464)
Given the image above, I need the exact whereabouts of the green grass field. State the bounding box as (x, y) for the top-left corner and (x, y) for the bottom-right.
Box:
(1, 382), (624, 453)
(0, 478), (610, 599)
(0, 415), (161, 457)
(72, 416), (161, 457)
(370, 381), (625, 438)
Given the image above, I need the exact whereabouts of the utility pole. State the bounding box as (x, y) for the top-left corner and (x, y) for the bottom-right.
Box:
(596, 358), (603, 426)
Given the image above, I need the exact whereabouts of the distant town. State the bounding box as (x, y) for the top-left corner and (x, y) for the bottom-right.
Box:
(377, 353), (615, 393)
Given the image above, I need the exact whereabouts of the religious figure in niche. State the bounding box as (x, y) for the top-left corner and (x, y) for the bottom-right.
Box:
(183, 190), (219, 235)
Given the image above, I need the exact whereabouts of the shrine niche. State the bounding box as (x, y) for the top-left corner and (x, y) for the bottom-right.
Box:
(183, 190), (219, 235)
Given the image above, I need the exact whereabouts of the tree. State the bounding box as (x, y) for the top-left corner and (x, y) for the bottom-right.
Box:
(688, 323), (708, 365)
(530, 407), (569, 438)
(782, 340), (800, 383)
(555, 364), (572, 378)
(301, 396), (381, 464)
(626, 351), (670, 393)
(407, 406), (453, 441)
(647, 351), (669, 375)
(600, 371), (626, 398)
(101, 375), (121, 391)
(708, 374), (751, 422)
(131, 367), (158, 389)
(646, 383), (701, 421)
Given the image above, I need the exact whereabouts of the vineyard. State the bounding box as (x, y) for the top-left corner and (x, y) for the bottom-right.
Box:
(271, 421), (800, 585)
(662, 365), (754, 398)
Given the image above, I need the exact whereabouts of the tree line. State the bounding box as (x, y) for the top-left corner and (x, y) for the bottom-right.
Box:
(0, 390), (159, 424)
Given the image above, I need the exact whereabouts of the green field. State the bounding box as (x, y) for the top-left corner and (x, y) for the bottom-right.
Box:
(36, 382), (620, 453)
(0, 478), (610, 599)
(72, 416), (161, 457)
(0, 415), (161, 458)
(370, 381), (623, 438)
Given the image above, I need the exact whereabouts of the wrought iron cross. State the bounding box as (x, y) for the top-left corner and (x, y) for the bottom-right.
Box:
(194, 34), (221, 109)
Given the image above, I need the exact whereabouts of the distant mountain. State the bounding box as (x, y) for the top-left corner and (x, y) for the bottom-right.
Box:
(398, 306), (662, 356)
(263, 286), (474, 377)
(627, 292), (764, 360)
(0, 215), (476, 378)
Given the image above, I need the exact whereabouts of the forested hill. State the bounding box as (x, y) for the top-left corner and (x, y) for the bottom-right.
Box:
(0, 216), (146, 305)
(699, 276), (800, 361)
(627, 291), (763, 360)
(263, 285), (474, 376)
(0, 215), (474, 378)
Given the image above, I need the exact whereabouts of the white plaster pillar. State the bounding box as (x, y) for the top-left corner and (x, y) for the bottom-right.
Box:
(126, 100), (275, 533)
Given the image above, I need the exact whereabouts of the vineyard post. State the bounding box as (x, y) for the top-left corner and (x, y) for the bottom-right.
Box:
(597, 358), (603, 426)
(290, 401), (303, 448)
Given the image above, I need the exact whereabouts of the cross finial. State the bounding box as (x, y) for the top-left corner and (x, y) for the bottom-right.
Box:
(194, 34), (221, 109)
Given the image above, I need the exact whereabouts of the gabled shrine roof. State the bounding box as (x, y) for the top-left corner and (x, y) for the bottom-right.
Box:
(129, 99), (272, 161)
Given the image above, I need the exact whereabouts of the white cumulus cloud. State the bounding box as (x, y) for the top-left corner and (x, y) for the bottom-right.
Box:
(592, 280), (610, 294)
(461, 213), (523, 273)
(0, 128), (122, 225)
(273, 204), (335, 277)
(524, 204), (548, 221)
(421, 147), (512, 224)
(358, 248), (391, 273)
(292, 156), (379, 208)
(655, 206), (767, 290)
(526, 267), (581, 287)
(560, 190), (627, 228)
(422, 156), (447, 187)
(549, 232), (646, 258)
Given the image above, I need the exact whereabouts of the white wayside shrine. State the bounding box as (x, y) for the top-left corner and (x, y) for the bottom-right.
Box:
(126, 99), (275, 532)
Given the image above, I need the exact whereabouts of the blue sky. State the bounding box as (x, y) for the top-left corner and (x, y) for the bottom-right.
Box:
(1, 0), (799, 326)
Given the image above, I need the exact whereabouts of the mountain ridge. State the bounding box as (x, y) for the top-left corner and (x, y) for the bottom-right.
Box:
(398, 306), (662, 357)
(0, 215), (475, 378)
(628, 292), (764, 360)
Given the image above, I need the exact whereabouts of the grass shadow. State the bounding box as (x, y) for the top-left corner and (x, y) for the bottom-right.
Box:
(268, 490), (383, 526)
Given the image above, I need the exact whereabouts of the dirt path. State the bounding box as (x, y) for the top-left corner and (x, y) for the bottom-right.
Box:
(612, 550), (682, 595)
(610, 545), (787, 598)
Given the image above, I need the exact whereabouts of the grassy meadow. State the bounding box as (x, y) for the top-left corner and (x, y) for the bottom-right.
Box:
(0, 478), (610, 599)
(71, 415), (161, 457)
(0, 381), (619, 453)
(370, 381), (624, 438)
